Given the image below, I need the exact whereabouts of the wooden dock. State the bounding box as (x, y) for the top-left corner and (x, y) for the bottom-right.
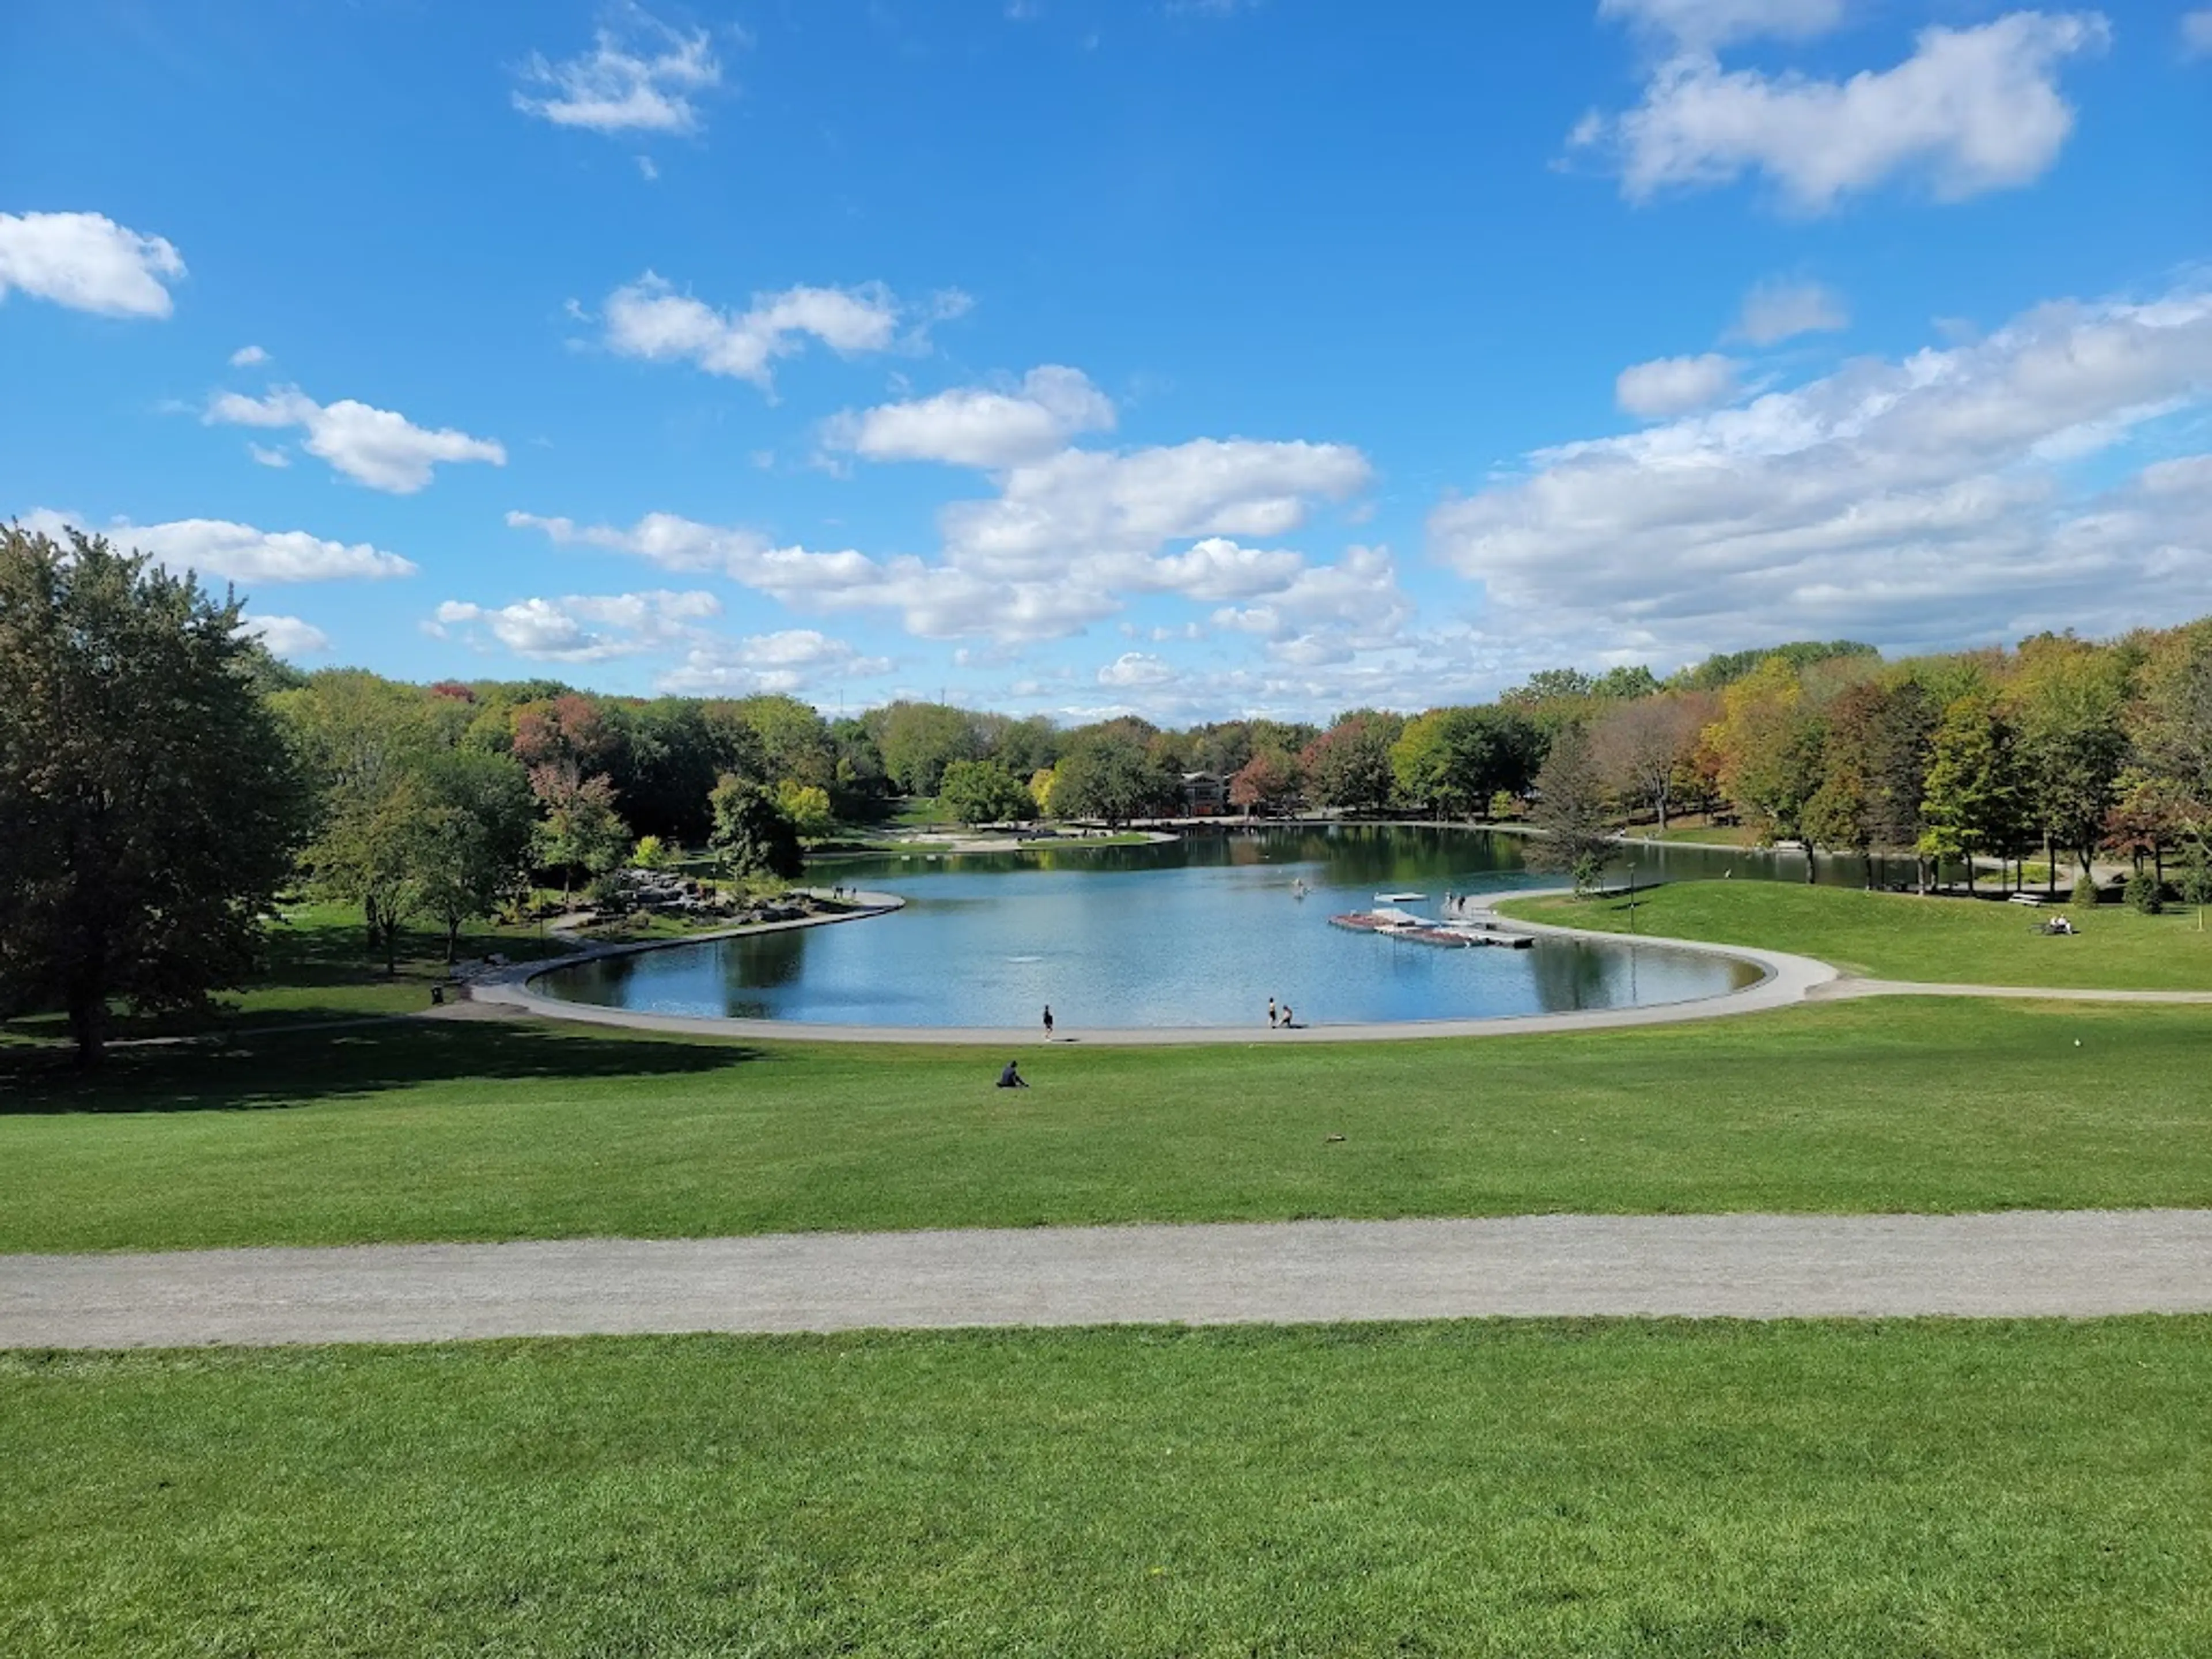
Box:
(1328, 911), (1535, 949)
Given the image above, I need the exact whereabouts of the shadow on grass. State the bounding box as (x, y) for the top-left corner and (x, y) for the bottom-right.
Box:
(0, 916), (578, 1047)
(0, 1018), (763, 1116)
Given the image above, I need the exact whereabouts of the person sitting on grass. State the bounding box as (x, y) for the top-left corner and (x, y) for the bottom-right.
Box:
(998, 1059), (1029, 1088)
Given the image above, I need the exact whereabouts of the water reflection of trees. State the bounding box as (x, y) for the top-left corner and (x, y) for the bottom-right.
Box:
(1527, 941), (1612, 1012)
(721, 929), (805, 990)
(819, 825), (1923, 895)
(1182, 825), (1527, 885)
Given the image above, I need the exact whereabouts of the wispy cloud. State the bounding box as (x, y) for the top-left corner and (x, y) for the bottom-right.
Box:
(514, 6), (726, 136)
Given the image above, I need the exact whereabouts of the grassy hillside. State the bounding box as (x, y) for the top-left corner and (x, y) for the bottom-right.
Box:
(5, 995), (2210, 1253)
(1500, 880), (2212, 988)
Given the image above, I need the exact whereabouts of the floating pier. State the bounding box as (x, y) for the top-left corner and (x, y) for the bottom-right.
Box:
(1329, 910), (1535, 949)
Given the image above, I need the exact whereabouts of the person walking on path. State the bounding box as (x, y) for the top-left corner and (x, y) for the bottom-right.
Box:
(1042, 1005), (1055, 1039)
(1268, 997), (1278, 1028)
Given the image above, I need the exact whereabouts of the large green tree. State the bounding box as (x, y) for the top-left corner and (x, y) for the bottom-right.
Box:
(1804, 679), (1936, 887)
(872, 701), (983, 796)
(709, 775), (804, 878)
(1051, 729), (1176, 826)
(1391, 706), (1540, 819)
(937, 759), (1037, 826)
(2010, 638), (2131, 890)
(282, 670), (441, 970)
(412, 748), (537, 961)
(1709, 660), (1828, 880)
(1918, 694), (2020, 894)
(532, 770), (631, 904)
(0, 527), (307, 1063)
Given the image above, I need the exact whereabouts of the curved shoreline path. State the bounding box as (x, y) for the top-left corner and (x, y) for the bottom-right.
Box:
(474, 887), (1844, 1044)
(7, 1211), (2211, 1348)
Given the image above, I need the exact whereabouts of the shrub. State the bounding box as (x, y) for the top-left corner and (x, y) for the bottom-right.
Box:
(630, 835), (671, 870)
(2124, 871), (2164, 914)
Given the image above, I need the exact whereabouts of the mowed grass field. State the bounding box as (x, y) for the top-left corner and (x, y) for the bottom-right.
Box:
(4, 995), (2210, 1253)
(1499, 880), (2212, 988)
(6, 1319), (2209, 1657)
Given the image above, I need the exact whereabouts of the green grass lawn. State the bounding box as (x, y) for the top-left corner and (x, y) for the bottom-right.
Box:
(5, 1319), (2206, 1656)
(1499, 880), (2212, 989)
(5, 995), (2210, 1253)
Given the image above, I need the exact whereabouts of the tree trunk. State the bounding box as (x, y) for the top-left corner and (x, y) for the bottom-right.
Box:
(2045, 833), (2056, 899)
(1964, 853), (1976, 895)
(67, 986), (106, 1070)
(1802, 841), (1817, 884)
(384, 919), (399, 978)
(446, 917), (461, 965)
(1655, 790), (1669, 834)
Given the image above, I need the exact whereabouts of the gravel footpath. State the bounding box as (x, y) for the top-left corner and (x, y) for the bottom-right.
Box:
(6, 1210), (2209, 1349)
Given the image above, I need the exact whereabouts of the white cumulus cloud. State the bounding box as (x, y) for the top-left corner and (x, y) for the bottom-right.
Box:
(825, 366), (1115, 467)
(229, 343), (270, 367)
(1616, 352), (1740, 417)
(600, 273), (954, 392)
(660, 629), (894, 695)
(206, 387), (506, 493)
(1141, 536), (1306, 601)
(939, 438), (1373, 577)
(430, 590), (720, 663)
(514, 7), (723, 135)
(512, 431), (1372, 644)
(2186, 10), (2212, 56)
(1210, 544), (1411, 664)
(1578, 11), (2109, 212)
(1427, 284), (2212, 665)
(0, 211), (185, 318)
(23, 509), (418, 584)
(1097, 652), (1178, 688)
(239, 614), (331, 657)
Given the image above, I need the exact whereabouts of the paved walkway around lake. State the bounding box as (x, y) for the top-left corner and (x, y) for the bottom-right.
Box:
(7, 1211), (2209, 1347)
(1817, 979), (2212, 1004)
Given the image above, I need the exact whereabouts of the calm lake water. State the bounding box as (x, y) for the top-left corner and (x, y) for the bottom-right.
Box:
(537, 826), (1800, 1029)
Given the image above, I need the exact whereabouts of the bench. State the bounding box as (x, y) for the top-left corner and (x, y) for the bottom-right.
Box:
(2007, 893), (2047, 907)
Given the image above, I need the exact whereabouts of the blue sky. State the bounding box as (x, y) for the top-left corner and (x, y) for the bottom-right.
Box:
(4, 0), (2208, 721)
